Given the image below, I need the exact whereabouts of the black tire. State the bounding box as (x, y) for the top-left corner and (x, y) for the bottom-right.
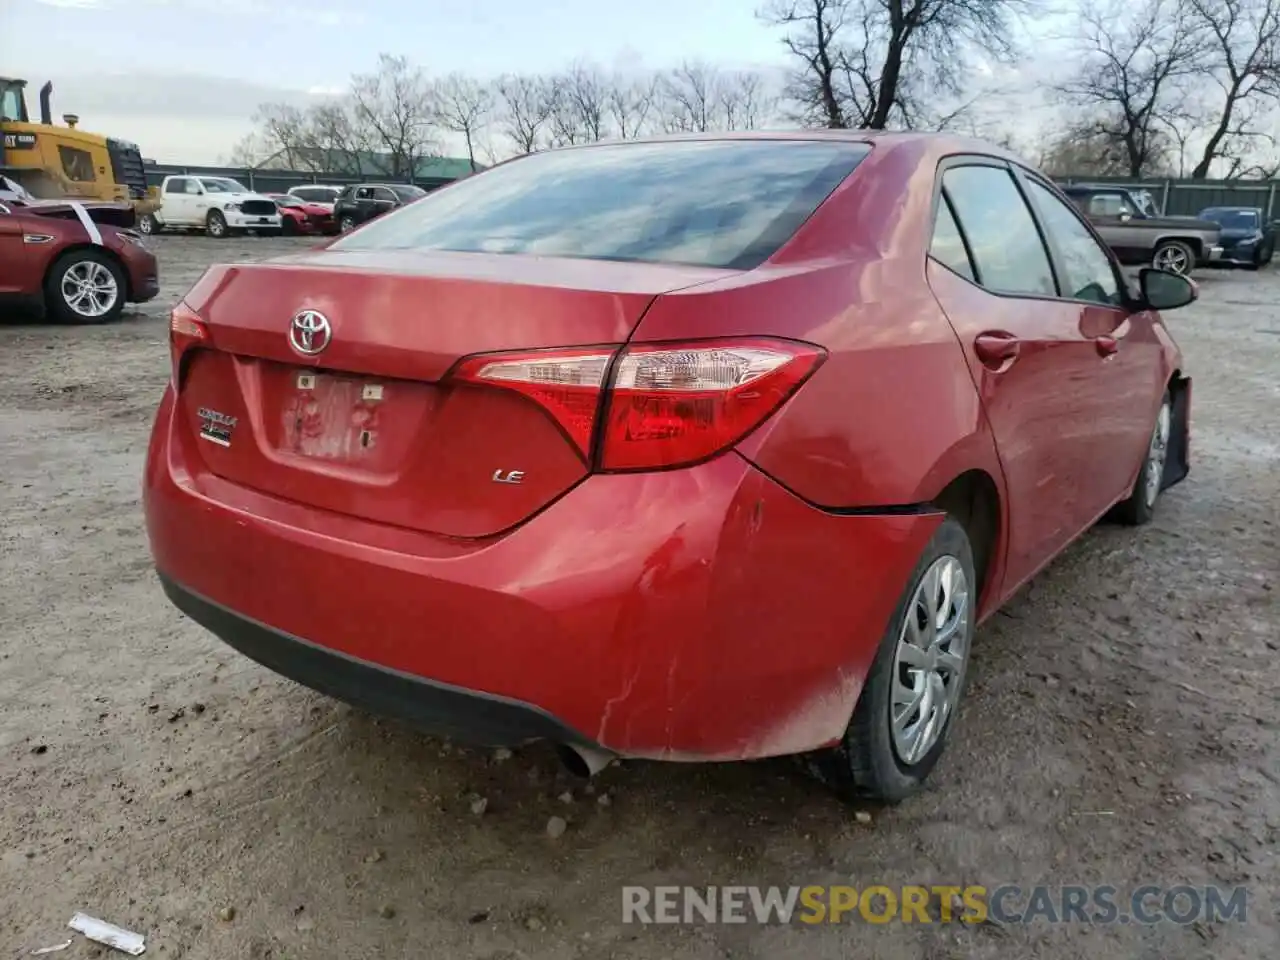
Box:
(1152, 240), (1196, 276)
(206, 209), (229, 239)
(1112, 390), (1172, 526)
(137, 213), (160, 236)
(44, 249), (127, 325)
(1257, 238), (1274, 268)
(280, 217), (298, 236)
(806, 517), (977, 804)
(339, 215), (356, 234)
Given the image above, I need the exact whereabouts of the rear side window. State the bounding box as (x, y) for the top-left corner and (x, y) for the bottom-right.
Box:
(942, 165), (1056, 297)
(929, 195), (975, 280)
(165, 177), (189, 194)
(334, 140), (871, 270)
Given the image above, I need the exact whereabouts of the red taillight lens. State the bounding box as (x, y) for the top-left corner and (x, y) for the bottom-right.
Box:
(169, 302), (208, 385)
(601, 339), (824, 470)
(450, 349), (615, 457)
(451, 338), (823, 470)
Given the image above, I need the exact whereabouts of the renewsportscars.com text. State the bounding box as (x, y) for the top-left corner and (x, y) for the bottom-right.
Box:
(622, 884), (1248, 926)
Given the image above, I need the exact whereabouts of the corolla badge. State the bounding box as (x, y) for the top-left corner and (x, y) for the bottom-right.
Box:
(289, 309), (332, 355)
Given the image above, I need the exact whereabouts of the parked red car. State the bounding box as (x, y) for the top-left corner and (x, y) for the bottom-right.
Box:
(0, 195), (159, 323)
(144, 133), (1194, 802)
(267, 194), (336, 236)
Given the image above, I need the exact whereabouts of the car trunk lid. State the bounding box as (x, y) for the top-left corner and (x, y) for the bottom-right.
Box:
(174, 249), (731, 538)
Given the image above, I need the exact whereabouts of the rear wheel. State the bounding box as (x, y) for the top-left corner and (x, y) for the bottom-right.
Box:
(206, 210), (228, 239)
(1112, 391), (1172, 526)
(1257, 238), (1274, 268)
(807, 518), (976, 804)
(44, 250), (126, 324)
(1152, 241), (1195, 276)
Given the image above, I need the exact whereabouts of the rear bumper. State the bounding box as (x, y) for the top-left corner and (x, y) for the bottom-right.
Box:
(160, 574), (595, 749)
(144, 387), (939, 760)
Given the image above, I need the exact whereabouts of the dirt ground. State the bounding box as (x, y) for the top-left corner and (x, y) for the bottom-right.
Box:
(1, 235), (1276, 960)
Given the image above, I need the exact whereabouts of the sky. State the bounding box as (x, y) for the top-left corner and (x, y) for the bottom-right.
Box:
(5, 0), (1055, 164)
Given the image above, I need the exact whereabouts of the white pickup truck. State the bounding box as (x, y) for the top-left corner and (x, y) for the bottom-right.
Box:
(142, 175), (282, 238)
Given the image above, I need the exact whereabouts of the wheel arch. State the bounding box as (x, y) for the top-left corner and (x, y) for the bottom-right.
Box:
(927, 469), (1003, 615)
(44, 243), (132, 301)
(1154, 234), (1204, 257)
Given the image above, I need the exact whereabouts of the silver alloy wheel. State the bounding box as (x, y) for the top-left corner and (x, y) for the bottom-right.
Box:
(60, 260), (119, 319)
(1143, 399), (1172, 507)
(208, 214), (226, 238)
(340, 216), (355, 233)
(137, 214), (154, 235)
(890, 555), (971, 765)
(1153, 245), (1190, 275)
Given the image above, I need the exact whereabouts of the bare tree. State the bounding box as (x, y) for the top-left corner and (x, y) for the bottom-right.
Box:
(434, 73), (494, 171)
(1186, 0), (1280, 176)
(1059, 0), (1206, 178)
(658, 61), (724, 132)
(301, 102), (372, 175)
(1037, 120), (1174, 176)
(719, 71), (777, 130)
(246, 103), (309, 168)
(494, 74), (553, 154)
(761, 0), (1024, 130)
(607, 74), (659, 138)
(547, 63), (610, 146)
(350, 54), (439, 179)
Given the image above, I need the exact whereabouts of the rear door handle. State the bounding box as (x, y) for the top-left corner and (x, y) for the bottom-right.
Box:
(974, 331), (1021, 368)
(1095, 335), (1119, 357)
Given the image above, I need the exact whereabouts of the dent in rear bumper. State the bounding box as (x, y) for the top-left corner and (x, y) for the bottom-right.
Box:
(144, 387), (941, 760)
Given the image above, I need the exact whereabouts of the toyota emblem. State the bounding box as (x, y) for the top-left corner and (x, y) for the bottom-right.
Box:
(289, 309), (332, 355)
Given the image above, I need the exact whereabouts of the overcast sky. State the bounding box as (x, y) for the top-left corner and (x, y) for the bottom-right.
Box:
(9, 0), (1053, 164)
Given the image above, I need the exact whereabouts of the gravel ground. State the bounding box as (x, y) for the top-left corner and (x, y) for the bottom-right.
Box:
(1, 235), (1277, 959)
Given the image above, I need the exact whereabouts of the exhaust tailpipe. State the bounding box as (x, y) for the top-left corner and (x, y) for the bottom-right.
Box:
(555, 743), (616, 778)
(39, 82), (53, 126)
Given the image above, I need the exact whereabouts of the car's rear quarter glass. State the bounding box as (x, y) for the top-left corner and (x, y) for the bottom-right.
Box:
(333, 140), (871, 270)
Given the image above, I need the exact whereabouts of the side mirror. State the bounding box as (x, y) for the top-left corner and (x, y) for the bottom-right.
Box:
(1137, 268), (1197, 311)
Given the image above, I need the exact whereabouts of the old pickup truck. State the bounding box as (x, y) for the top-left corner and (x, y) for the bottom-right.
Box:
(1060, 184), (1223, 277)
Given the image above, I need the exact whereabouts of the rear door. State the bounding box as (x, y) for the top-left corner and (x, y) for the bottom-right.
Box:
(1018, 174), (1161, 514)
(926, 159), (1109, 590)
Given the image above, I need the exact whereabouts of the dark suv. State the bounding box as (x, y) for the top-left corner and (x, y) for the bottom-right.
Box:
(333, 183), (428, 233)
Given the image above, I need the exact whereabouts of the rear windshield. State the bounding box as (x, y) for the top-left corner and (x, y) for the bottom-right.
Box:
(332, 140), (870, 270)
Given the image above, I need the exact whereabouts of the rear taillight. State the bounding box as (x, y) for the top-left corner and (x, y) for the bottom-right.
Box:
(451, 338), (823, 470)
(169, 302), (208, 385)
(601, 340), (824, 470)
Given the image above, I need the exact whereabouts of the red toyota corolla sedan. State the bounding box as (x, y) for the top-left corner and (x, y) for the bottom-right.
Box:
(144, 133), (1194, 802)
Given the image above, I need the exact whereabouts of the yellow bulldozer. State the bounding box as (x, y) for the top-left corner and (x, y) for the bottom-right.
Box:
(1, 76), (159, 214)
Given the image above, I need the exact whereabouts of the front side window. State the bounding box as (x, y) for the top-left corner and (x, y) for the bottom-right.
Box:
(59, 146), (95, 182)
(373, 187), (398, 203)
(942, 165), (1056, 297)
(334, 140), (871, 270)
(1026, 180), (1122, 307)
(200, 178), (247, 194)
